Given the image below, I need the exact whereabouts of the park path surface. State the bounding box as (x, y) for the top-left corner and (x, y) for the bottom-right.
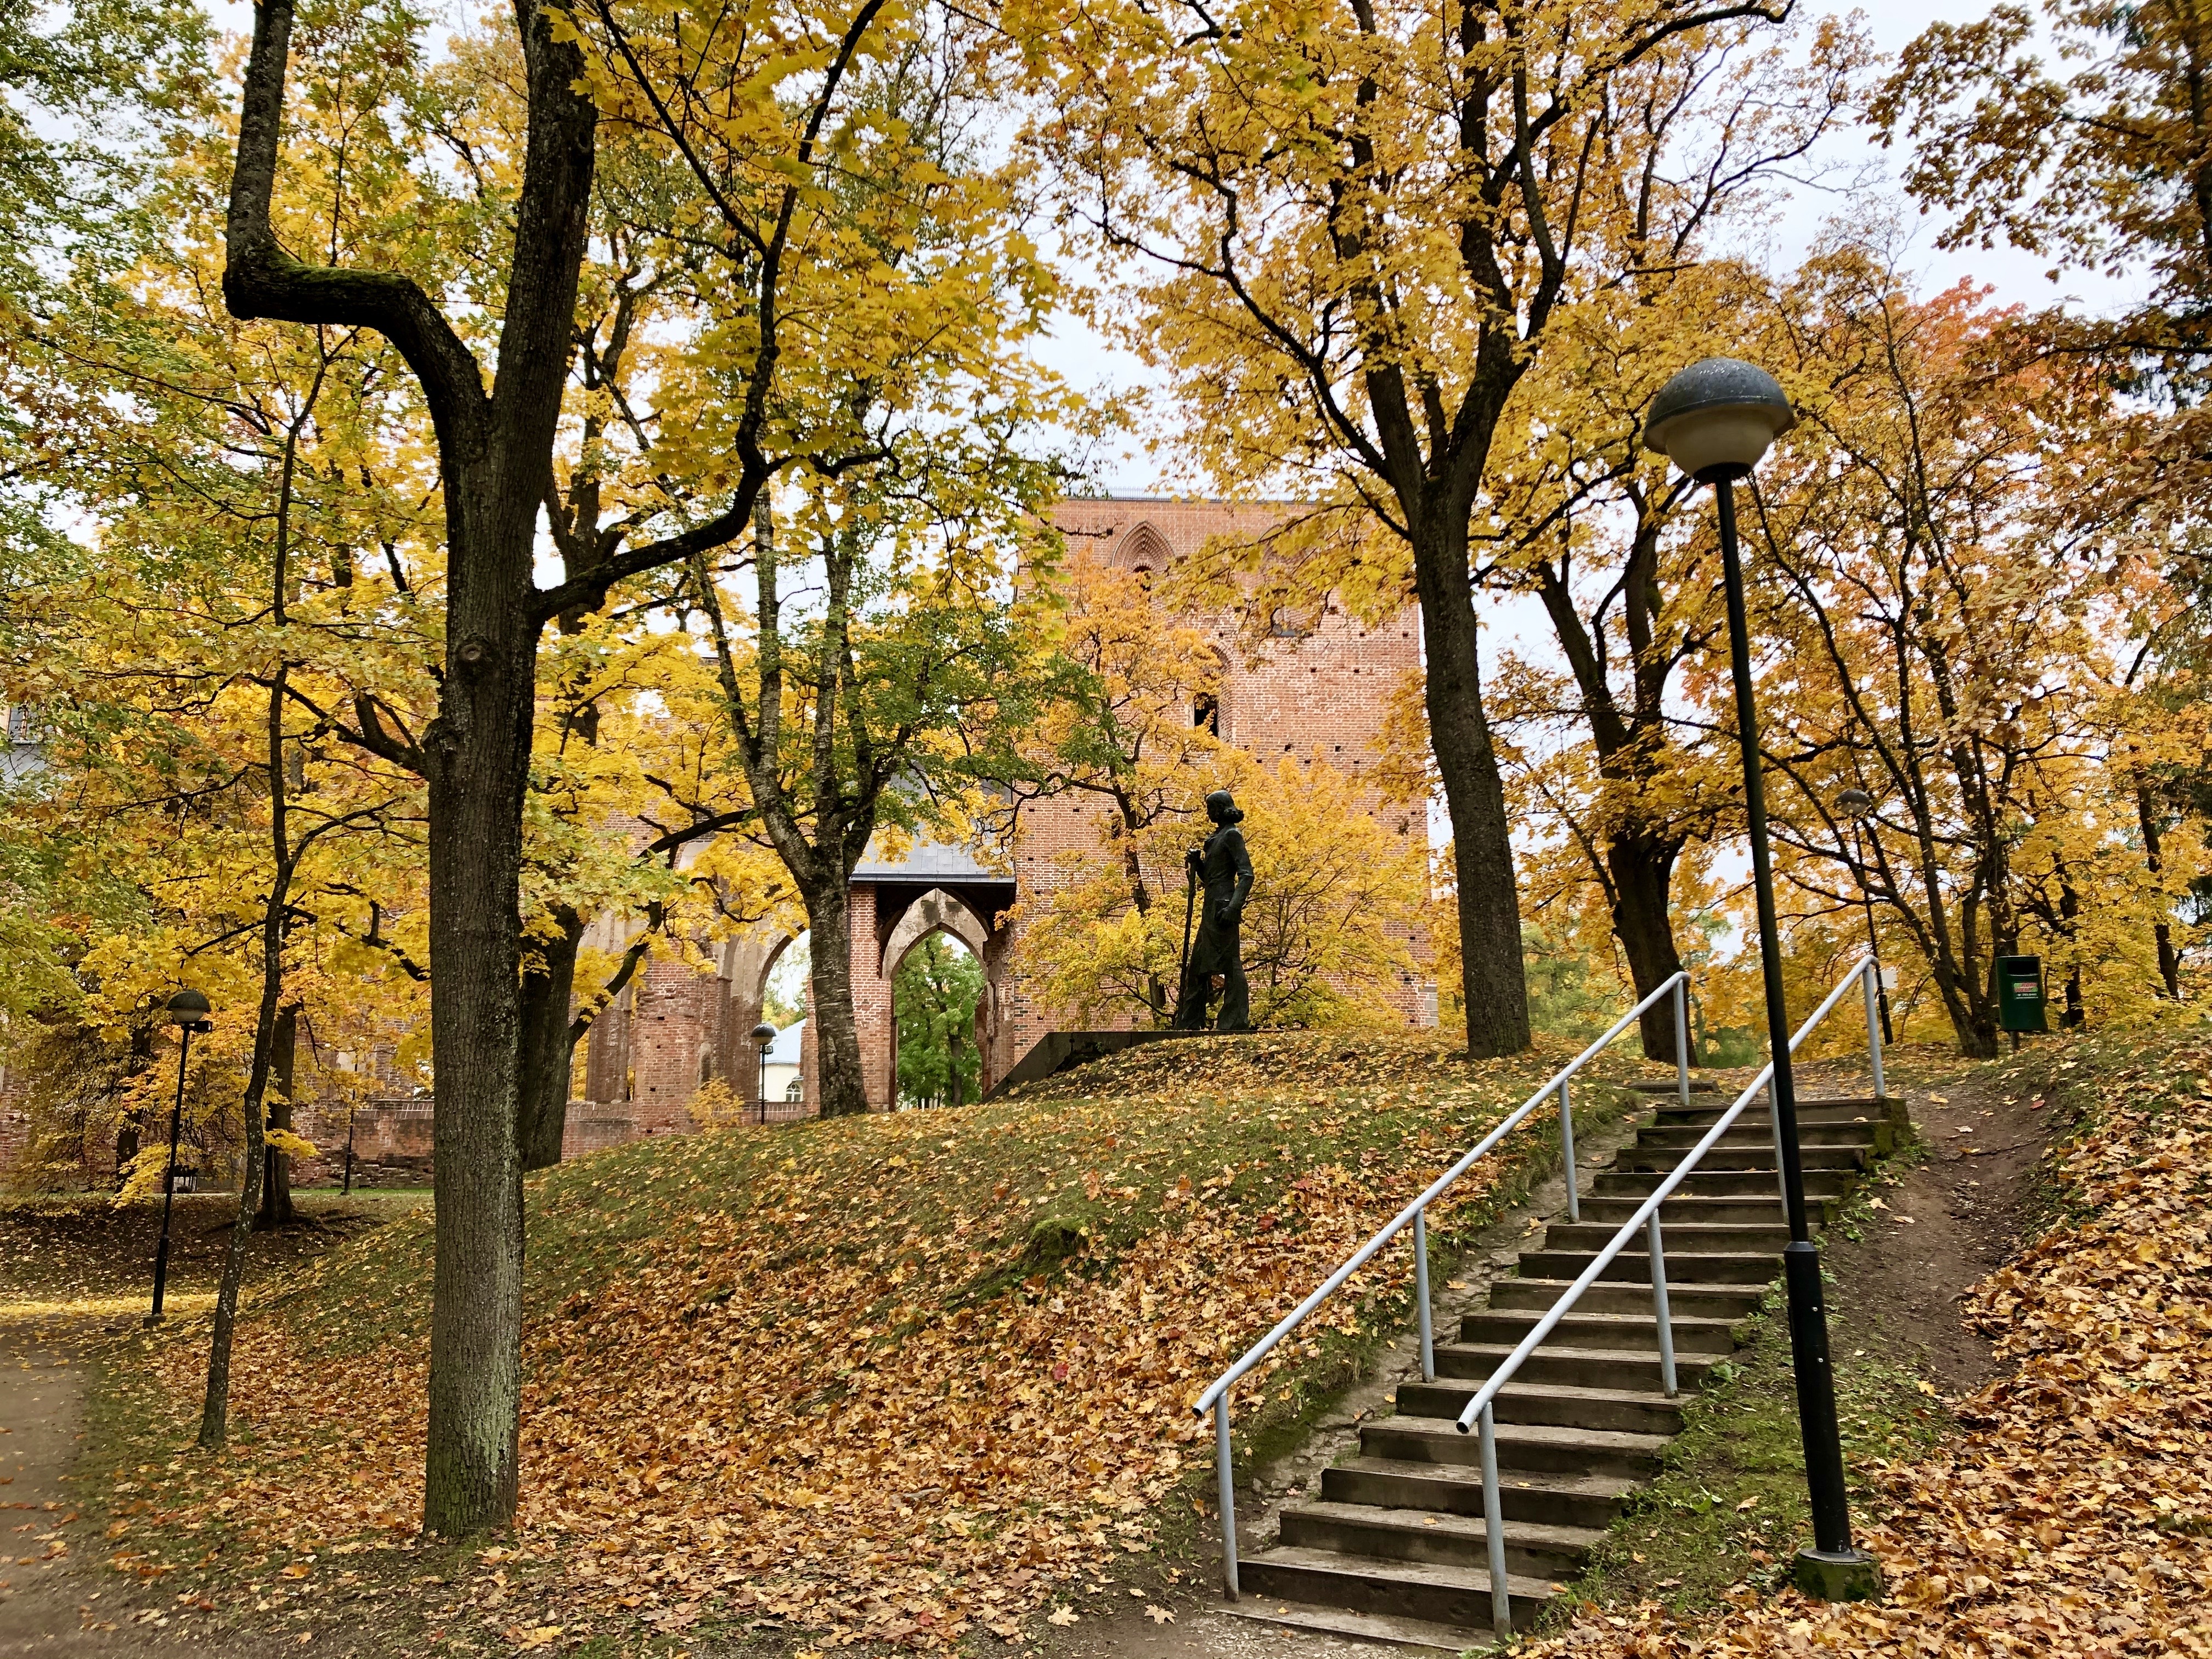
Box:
(0, 1329), (215, 1656)
(1815, 1057), (2054, 1392)
(0, 1194), (417, 1657)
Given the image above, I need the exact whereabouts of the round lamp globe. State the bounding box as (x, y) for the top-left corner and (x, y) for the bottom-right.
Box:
(1643, 358), (1795, 481)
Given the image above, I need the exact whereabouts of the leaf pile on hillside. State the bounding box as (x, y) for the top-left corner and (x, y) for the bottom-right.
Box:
(112, 1032), (1643, 1647)
(1526, 1031), (2212, 1658)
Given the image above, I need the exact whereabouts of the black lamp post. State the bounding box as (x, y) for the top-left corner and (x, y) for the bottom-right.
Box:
(1837, 788), (1894, 1044)
(149, 988), (213, 1323)
(751, 1022), (778, 1124)
(1644, 359), (1881, 1602)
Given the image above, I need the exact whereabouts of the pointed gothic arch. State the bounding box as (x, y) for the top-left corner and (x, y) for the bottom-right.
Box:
(1114, 521), (1173, 574)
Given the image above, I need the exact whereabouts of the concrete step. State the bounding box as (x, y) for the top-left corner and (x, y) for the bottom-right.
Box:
(1575, 1193), (1788, 1226)
(1591, 1167), (1847, 1201)
(1651, 1099), (1900, 1130)
(1542, 1220), (1791, 1254)
(1486, 1276), (1767, 1321)
(1318, 1457), (1637, 1530)
(1394, 1378), (1686, 1436)
(1277, 1499), (1602, 1581)
(1634, 1121), (1882, 1153)
(1616, 1144), (1865, 1173)
(1517, 1248), (1779, 1284)
(1434, 1341), (1717, 1393)
(1459, 1307), (1739, 1355)
(1359, 1415), (1668, 1481)
(1220, 1595), (1496, 1653)
(1237, 1547), (1555, 1635)
(1627, 1079), (1719, 1094)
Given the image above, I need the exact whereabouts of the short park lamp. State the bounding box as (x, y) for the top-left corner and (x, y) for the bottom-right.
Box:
(149, 988), (214, 1323)
(1645, 358), (1883, 1603)
(751, 1021), (778, 1124)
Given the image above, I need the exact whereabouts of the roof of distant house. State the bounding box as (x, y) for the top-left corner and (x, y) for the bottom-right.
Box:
(764, 1021), (805, 1065)
(850, 837), (1010, 884)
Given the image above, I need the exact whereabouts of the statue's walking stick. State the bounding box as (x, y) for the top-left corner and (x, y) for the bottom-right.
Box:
(1175, 857), (1198, 1021)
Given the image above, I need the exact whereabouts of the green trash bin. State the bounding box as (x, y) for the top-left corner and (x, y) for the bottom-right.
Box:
(1996, 955), (2046, 1034)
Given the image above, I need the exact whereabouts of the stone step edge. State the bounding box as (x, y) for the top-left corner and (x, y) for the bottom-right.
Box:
(1280, 1497), (1607, 1551)
(1219, 1596), (1492, 1654)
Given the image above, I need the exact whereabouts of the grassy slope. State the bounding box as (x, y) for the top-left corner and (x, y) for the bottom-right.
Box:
(101, 1029), (1663, 1652)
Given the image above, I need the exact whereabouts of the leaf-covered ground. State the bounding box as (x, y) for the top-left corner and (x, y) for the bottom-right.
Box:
(1527, 1028), (2212, 1658)
(98, 1031), (1656, 1651)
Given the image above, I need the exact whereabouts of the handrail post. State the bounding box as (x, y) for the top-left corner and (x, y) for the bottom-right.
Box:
(1673, 977), (1691, 1107)
(1647, 1211), (1678, 1397)
(1864, 961), (1886, 1102)
(1215, 1398), (1239, 1600)
(1558, 1078), (1578, 1223)
(1414, 1207), (1435, 1382)
(1479, 1401), (1511, 1635)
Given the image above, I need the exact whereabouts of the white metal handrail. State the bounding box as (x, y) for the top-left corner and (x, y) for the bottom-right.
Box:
(1189, 971), (1694, 1600)
(1453, 955), (1884, 1634)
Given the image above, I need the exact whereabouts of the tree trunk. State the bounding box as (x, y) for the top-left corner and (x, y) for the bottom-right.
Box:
(806, 878), (871, 1116)
(1607, 834), (1685, 1063)
(202, 675), (289, 1446)
(256, 1004), (298, 1228)
(2135, 781), (2184, 999)
(1934, 959), (2000, 1058)
(517, 905), (584, 1171)
(1412, 517), (1530, 1059)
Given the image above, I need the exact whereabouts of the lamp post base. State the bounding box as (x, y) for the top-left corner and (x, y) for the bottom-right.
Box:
(1792, 1545), (1883, 1601)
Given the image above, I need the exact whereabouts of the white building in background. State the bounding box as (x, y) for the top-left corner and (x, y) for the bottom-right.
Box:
(760, 1022), (804, 1105)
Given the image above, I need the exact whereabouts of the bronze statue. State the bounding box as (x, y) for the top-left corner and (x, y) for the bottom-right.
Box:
(1174, 789), (1254, 1032)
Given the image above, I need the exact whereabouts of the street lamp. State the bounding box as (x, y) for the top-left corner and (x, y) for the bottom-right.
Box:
(751, 1022), (778, 1125)
(1837, 788), (1894, 1045)
(149, 988), (213, 1323)
(1645, 359), (1881, 1601)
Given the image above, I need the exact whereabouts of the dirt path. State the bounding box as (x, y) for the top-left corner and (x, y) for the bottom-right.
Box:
(0, 1334), (190, 1655)
(0, 1194), (415, 1657)
(1820, 1059), (2054, 1393)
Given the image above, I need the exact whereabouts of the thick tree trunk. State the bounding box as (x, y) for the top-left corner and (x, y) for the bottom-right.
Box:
(1607, 834), (1685, 1063)
(806, 879), (871, 1116)
(422, 562), (536, 1533)
(1412, 520), (1530, 1060)
(256, 1004), (298, 1228)
(517, 905), (584, 1171)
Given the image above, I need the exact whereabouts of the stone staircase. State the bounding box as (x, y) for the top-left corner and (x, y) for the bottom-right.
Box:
(1231, 1087), (1908, 1650)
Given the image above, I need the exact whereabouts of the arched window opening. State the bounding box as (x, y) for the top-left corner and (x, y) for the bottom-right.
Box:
(1193, 691), (1220, 735)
